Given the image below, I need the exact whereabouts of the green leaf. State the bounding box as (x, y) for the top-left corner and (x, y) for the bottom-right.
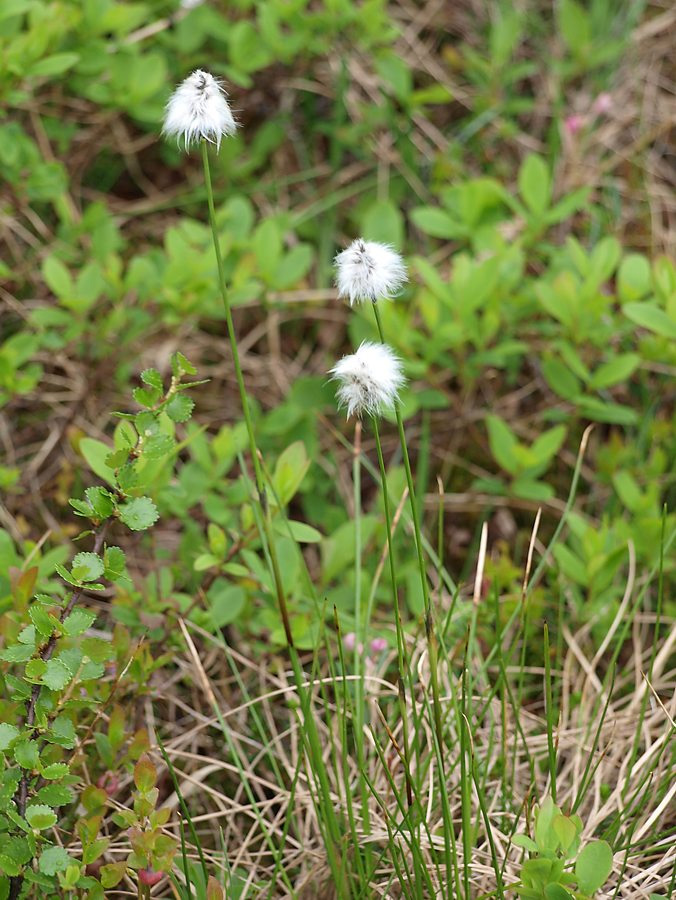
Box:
(544, 886), (573, 900)
(36, 784), (74, 807)
(133, 755), (157, 793)
(140, 368), (163, 391)
(361, 199), (404, 247)
(29, 52), (80, 78)
(0, 724), (20, 751)
(118, 497), (159, 531)
(84, 487), (115, 519)
(486, 415), (520, 475)
(272, 442), (310, 505)
(558, 0), (590, 52)
(589, 353), (640, 390)
(624, 302), (676, 339)
(171, 351), (196, 376)
(28, 604), (54, 638)
(530, 426), (567, 467)
(512, 833), (538, 852)
(575, 397), (638, 425)
(42, 256), (73, 298)
(62, 608), (97, 636)
(141, 433), (174, 459)
(25, 804), (57, 830)
(41, 659), (73, 691)
(575, 840), (613, 894)
(207, 581), (246, 628)
(0, 855), (20, 877)
(40, 763), (70, 780)
(79, 438), (116, 487)
(617, 254), (651, 302)
(274, 520), (322, 543)
(39, 845), (71, 875)
(13, 741), (39, 770)
(71, 552), (104, 583)
(103, 546), (127, 582)
(410, 206), (464, 239)
(518, 154), (550, 217)
(165, 393), (194, 423)
(47, 716), (77, 749)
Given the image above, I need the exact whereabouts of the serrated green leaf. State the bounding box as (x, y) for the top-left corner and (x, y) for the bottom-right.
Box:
(25, 804), (57, 830)
(40, 763), (70, 780)
(54, 562), (80, 587)
(0, 724), (20, 751)
(62, 608), (96, 636)
(133, 386), (161, 408)
(70, 552), (104, 583)
(165, 393), (194, 422)
(141, 433), (174, 459)
(84, 487), (115, 519)
(28, 604), (55, 638)
(171, 351), (196, 376)
(0, 643), (34, 663)
(14, 741), (39, 770)
(140, 368), (163, 391)
(46, 716), (77, 749)
(38, 844), (71, 875)
(24, 659), (47, 681)
(103, 546), (127, 582)
(41, 659), (72, 691)
(35, 784), (74, 807)
(118, 497), (159, 531)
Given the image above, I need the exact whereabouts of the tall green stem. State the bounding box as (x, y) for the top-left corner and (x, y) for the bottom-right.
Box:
(371, 303), (444, 745)
(201, 142), (293, 648)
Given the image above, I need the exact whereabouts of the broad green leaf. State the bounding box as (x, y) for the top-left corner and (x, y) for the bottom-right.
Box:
(361, 199), (404, 247)
(39, 845), (71, 875)
(71, 552), (104, 583)
(617, 254), (651, 302)
(134, 755), (157, 793)
(512, 833), (538, 852)
(589, 353), (640, 390)
(25, 804), (57, 830)
(575, 840), (613, 894)
(545, 886), (573, 900)
(165, 393), (194, 422)
(486, 414), (520, 475)
(518, 154), (550, 217)
(13, 741), (39, 769)
(36, 784), (75, 806)
(624, 302), (676, 339)
(62, 608), (97, 636)
(41, 659), (73, 691)
(273, 442), (310, 505)
(40, 763), (70, 780)
(275, 520), (322, 543)
(84, 486), (115, 519)
(410, 207), (464, 239)
(118, 497), (159, 531)
(0, 724), (19, 751)
(79, 438), (116, 487)
(530, 426), (567, 467)
(207, 581), (246, 628)
(103, 546), (127, 581)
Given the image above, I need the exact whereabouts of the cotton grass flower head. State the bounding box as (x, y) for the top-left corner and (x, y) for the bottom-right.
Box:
(334, 238), (407, 306)
(330, 341), (405, 419)
(163, 69), (237, 150)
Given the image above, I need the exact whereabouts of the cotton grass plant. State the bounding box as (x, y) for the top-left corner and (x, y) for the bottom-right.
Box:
(155, 74), (675, 899)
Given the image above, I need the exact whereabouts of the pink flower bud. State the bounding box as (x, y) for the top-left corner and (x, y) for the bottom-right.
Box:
(564, 114), (584, 136)
(343, 632), (357, 651)
(592, 92), (612, 115)
(370, 637), (387, 654)
(139, 868), (164, 886)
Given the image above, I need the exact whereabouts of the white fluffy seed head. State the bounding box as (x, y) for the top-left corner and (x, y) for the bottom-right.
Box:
(334, 239), (408, 306)
(330, 341), (405, 419)
(162, 69), (237, 150)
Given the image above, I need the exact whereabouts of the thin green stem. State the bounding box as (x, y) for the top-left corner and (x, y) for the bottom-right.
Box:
(200, 141), (294, 648)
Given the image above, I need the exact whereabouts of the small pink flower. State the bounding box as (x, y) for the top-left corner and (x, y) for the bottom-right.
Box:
(370, 637), (387, 654)
(343, 632), (363, 653)
(564, 114), (584, 136)
(139, 868), (164, 886)
(592, 92), (612, 115)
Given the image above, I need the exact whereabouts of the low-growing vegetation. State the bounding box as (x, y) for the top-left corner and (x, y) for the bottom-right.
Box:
(1, 0), (674, 897)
